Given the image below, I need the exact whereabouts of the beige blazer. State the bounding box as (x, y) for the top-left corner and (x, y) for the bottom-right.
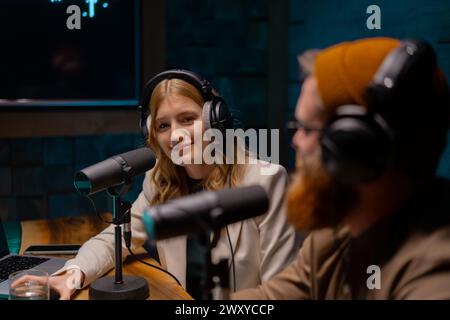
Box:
(56, 160), (299, 292)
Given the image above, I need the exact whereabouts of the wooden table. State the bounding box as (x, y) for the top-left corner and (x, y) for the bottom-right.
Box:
(20, 216), (192, 300)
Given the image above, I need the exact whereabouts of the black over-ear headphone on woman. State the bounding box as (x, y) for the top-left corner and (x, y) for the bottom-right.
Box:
(320, 39), (438, 185)
(139, 69), (233, 143)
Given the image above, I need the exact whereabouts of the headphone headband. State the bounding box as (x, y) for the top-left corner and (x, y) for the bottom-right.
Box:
(140, 69), (213, 112)
(368, 39), (437, 112)
(321, 39), (438, 185)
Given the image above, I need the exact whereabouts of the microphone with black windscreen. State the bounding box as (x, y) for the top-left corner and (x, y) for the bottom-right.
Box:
(143, 185), (269, 240)
(74, 147), (156, 196)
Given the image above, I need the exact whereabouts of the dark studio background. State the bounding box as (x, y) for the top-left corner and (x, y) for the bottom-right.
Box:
(1, 0), (450, 222)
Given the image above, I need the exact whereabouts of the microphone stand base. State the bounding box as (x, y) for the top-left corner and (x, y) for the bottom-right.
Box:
(89, 275), (149, 300)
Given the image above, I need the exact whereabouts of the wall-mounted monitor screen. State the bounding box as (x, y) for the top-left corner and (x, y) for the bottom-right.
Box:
(0, 0), (140, 108)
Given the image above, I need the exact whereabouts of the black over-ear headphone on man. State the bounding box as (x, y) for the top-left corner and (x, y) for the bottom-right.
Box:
(139, 69), (233, 143)
(320, 39), (438, 185)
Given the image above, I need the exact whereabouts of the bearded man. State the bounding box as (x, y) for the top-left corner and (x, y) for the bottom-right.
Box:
(232, 37), (450, 299)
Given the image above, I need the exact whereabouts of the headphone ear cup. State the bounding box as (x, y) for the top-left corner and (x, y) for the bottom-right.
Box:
(208, 97), (232, 132)
(202, 100), (213, 130)
(140, 110), (151, 145)
(215, 99), (232, 131)
(321, 105), (394, 184)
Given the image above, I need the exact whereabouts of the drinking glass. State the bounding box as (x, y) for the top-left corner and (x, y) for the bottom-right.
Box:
(9, 269), (50, 300)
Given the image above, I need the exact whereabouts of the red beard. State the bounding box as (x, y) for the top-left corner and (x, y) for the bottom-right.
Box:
(286, 151), (356, 231)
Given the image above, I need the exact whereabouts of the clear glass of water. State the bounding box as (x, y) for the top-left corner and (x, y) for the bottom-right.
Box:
(9, 269), (50, 300)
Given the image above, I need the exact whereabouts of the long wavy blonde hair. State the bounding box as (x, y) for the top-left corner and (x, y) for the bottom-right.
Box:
(146, 78), (248, 205)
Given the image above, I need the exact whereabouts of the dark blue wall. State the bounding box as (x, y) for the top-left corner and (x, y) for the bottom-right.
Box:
(0, 135), (144, 221)
(165, 0), (269, 129)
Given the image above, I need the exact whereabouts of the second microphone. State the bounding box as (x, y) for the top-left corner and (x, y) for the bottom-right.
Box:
(143, 185), (269, 241)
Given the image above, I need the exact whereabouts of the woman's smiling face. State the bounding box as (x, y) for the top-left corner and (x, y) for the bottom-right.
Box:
(154, 94), (204, 164)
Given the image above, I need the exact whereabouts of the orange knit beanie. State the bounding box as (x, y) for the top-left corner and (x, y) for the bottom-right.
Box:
(314, 37), (401, 112)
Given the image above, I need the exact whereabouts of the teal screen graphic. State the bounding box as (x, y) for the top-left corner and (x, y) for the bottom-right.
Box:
(50, 0), (110, 19)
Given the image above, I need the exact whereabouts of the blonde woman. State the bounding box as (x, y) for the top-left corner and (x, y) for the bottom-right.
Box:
(47, 70), (298, 299)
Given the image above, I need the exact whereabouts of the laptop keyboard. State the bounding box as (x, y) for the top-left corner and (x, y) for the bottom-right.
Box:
(0, 255), (49, 282)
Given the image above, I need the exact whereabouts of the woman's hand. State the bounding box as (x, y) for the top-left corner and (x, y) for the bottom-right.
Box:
(10, 268), (85, 300)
